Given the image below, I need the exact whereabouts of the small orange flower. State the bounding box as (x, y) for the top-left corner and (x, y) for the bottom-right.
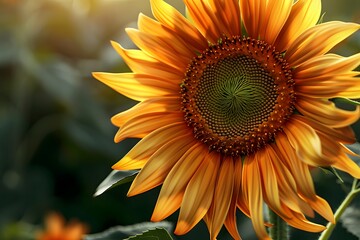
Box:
(37, 213), (88, 240)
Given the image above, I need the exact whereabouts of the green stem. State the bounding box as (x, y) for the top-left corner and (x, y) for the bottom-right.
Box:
(269, 209), (288, 240)
(318, 179), (360, 240)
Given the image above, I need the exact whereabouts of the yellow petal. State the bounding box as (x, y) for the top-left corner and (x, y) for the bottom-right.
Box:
(298, 115), (355, 144)
(151, 143), (207, 221)
(237, 196), (251, 219)
(295, 72), (358, 85)
(296, 97), (360, 128)
(286, 21), (360, 67)
(239, 0), (267, 40)
(293, 53), (341, 78)
(207, 0), (241, 37)
(306, 196), (334, 223)
(110, 41), (182, 78)
(137, 13), (195, 59)
(258, 148), (282, 216)
(293, 54), (360, 99)
(174, 151), (220, 235)
(92, 72), (177, 101)
(275, 0), (321, 51)
(150, 0), (208, 51)
(262, 0), (293, 44)
(208, 157), (234, 240)
(296, 77), (360, 99)
(295, 84), (351, 98)
(283, 116), (323, 166)
(332, 153), (360, 179)
(224, 158), (242, 240)
(114, 112), (183, 143)
(268, 144), (314, 217)
(127, 133), (194, 196)
(318, 132), (343, 164)
(275, 133), (316, 199)
(112, 123), (189, 170)
(281, 206), (326, 232)
(315, 130), (360, 178)
(294, 53), (360, 79)
(242, 153), (270, 240)
(126, 28), (190, 71)
(184, 0), (224, 44)
(111, 97), (180, 128)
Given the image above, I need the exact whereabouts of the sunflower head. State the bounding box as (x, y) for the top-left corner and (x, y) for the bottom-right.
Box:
(93, 0), (360, 239)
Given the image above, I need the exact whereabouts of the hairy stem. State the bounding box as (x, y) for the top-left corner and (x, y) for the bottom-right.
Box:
(269, 209), (288, 240)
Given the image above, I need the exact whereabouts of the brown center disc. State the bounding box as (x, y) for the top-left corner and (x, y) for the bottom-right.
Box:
(181, 36), (295, 156)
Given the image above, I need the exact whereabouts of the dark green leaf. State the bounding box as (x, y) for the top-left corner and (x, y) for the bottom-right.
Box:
(319, 167), (344, 183)
(94, 170), (138, 197)
(126, 228), (173, 240)
(84, 222), (173, 240)
(341, 206), (360, 238)
(334, 98), (360, 106)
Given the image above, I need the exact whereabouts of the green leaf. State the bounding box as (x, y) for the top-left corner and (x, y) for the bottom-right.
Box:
(84, 222), (173, 240)
(126, 228), (173, 240)
(319, 167), (344, 183)
(341, 206), (360, 238)
(334, 98), (360, 106)
(94, 170), (138, 197)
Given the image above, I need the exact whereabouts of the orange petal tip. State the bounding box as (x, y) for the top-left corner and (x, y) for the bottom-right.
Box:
(174, 221), (191, 235)
(150, 211), (165, 222)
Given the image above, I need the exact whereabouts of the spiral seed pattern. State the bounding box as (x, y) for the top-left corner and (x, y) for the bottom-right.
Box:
(181, 36), (295, 156)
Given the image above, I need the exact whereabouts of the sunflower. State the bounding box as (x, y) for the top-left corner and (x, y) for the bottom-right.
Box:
(93, 0), (360, 239)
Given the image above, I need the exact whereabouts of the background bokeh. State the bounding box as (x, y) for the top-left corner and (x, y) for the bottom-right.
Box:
(0, 0), (359, 239)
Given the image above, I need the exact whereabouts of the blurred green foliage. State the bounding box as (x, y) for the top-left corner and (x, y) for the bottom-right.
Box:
(0, 0), (153, 238)
(0, 0), (359, 239)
